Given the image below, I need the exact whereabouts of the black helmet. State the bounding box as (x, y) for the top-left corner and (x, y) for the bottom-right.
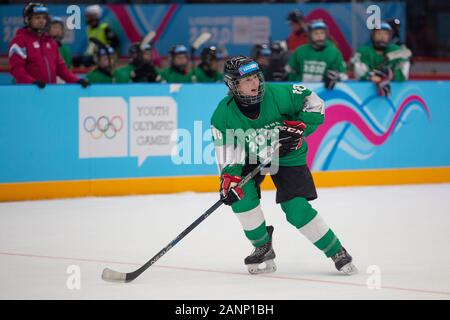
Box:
(201, 46), (224, 65)
(128, 42), (141, 56)
(129, 42), (153, 66)
(307, 19), (328, 50)
(23, 2), (49, 32)
(386, 18), (400, 31)
(129, 42), (152, 55)
(286, 10), (304, 23)
(250, 44), (272, 60)
(270, 41), (287, 58)
(224, 56), (265, 106)
(94, 45), (115, 65)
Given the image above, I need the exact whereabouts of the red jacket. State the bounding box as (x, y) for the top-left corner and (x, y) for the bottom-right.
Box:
(287, 32), (309, 52)
(8, 27), (79, 84)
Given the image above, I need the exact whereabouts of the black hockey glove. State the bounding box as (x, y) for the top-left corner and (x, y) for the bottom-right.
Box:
(220, 173), (244, 206)
(324, 69), (339, 90)
(277, 120), (306, 157)
(371, 67), (393, 97)
(77, 78), (90, 88)
(132, 63), (159, 83)
(33, 80), (46, 89)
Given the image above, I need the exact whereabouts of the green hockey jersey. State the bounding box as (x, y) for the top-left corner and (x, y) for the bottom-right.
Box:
(351, 44), (410, 81)
(160, 67), (193, 83)
(59, 43), (72, 69)
(86, 68), (114, 83)
(211, 83), (324, 176)
(113, 64), (134, 83)
(287, 40), (346, 82)
(193, 66), (223, 83)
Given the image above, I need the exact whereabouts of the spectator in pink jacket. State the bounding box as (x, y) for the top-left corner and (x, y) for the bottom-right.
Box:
(8, 2), (89, 89)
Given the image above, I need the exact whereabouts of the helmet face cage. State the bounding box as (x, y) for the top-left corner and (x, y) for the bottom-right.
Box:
(224, 57), (265, 106)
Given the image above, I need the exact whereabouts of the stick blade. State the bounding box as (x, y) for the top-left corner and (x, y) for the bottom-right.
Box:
(192, 31), (212, 50)
(101, 268), (127, 283)
(140, 31), (156, 51)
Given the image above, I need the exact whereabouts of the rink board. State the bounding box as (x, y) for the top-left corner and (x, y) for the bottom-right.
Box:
(1, 81), (449, 201)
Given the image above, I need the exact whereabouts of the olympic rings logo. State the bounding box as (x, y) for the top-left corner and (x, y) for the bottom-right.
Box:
(83, 115), (124, 139)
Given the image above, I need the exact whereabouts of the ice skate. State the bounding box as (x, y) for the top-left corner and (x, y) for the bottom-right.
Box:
(245, 225), (277, 274)
(331, 247), (358, 275)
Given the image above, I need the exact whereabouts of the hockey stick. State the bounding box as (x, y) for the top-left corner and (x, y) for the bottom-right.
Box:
(140, 30), (156, 51)
(101, 145), (278, 283)
(190, 31), (212, 82)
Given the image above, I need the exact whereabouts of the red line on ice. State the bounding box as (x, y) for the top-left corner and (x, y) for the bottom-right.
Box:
(1, 251), (449, 297)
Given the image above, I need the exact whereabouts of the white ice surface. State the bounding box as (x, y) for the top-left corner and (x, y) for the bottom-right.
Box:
(1, 184), (449, 300)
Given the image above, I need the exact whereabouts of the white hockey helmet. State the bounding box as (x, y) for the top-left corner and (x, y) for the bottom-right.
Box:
(85, 5), (103, 18)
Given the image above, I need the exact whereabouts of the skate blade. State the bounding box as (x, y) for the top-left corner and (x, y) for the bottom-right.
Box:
(247, 260), (277, 275)
(339, 262), (358, 275)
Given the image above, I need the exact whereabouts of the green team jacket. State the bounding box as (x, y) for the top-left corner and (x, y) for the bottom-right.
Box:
(113, 64), (162, 83)
(113, 64), (134, 83)
(352, 44), (410, 81)
(211, 83), (324, 177)
(59, 44), (72, 69)
(192, 66), (223, 83)
(287, 40), (346, 82)
(160, 67), (193, 83)
(86, 68), (114, 83)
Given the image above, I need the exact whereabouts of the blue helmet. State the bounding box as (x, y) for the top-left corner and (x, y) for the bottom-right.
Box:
(307, 19), (328, 50)
(378, 21), (393, 31)
(308, 20), (328, 32)
(371, 21), (393, 49)
(169, 44), (189, 57)
(23, 2), (49, 32)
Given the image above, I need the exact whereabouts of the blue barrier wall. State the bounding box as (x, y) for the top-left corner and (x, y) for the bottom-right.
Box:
(1, 81), (449, 185)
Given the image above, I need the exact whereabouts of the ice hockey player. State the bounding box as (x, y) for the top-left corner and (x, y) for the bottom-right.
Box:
(86, 45), (115, 83)
(351, 21), (410, 97)
(48, 17), (72, 69)
(264, 41), (289, 82)
(211, 56), (357, 275)
(250, 43), (272, 80)
(114, 42), (161, 83)
(160, 45), (193, 83)
(192, 46), (224, 83)
(286, 20), (347, 90)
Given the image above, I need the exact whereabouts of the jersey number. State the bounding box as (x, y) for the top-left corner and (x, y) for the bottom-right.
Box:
(292, 84), (306, 95)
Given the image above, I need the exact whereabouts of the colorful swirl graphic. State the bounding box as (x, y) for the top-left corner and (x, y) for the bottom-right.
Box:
(306, 91), (431, 170)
